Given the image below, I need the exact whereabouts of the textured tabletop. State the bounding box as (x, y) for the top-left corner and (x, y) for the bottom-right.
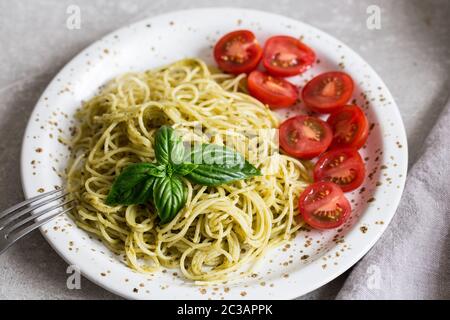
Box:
(0, 0), (449, 300)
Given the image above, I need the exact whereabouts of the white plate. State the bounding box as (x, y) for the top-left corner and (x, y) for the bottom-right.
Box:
(20, 8), (407, 300)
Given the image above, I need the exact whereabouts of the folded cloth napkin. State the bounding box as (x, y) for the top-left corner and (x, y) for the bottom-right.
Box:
(336, 99), (450, 300)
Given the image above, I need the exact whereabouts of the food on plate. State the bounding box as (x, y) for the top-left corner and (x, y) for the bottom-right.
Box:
(313, 148), (366, 192)
(67, 59), (312, 283)
(262, 35), (316, 77)
(63, 28), (373, 283)
(279, 115), (333, 159)
(213, 30), (262, 74)
(327, 105), (369, 150)
(247, 70), (298, 108)
(298, 181), (351, 229)
(302, 71), (354, 113)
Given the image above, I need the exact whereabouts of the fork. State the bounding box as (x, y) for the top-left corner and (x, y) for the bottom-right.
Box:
(0, 189), (75, 255)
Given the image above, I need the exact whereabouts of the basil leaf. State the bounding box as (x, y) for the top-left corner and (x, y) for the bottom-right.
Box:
(105, 163), (165, 205)
(185, 143), (245, 168)
(186, 160), (261, 186)
(184, 143), (260, 186)
(155, 126), (185, 165)
(153, 175), (187, 224)
(174, 163), (198, 176)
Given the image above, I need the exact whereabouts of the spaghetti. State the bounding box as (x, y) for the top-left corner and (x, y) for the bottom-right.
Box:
(66, 58), (312, 284)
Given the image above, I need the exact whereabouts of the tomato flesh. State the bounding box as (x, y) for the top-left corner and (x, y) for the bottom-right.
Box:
(213, 30), (263, 74)
(263, 36), (316, 77)
(302, 72), (354, 113)
(298, 182), (351, 229)
(327, 105), (369, 150)
(279, 115), (333, 159)
(247, 70), (298, 108)
(314, 148), (366, 192)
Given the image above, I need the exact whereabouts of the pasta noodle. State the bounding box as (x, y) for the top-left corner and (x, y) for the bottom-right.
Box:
(66, 58), (312, 284)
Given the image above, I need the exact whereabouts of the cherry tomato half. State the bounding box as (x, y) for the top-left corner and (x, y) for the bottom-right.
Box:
(298, 181), (351, 229)
(247, 70), (298, 109)
(263, 35), (316, 77)
(327, 105), (369, 150)
(302, 71), (354, 114)
(279, 115), (333, 159)
(213, 30), (263, 74)
(314, 148), (366, 192)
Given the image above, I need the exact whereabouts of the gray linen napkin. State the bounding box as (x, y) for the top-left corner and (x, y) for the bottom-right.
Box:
(336, 99), (450, 299)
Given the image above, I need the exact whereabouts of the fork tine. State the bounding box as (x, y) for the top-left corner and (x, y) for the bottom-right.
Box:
(2, 199), (75, 234)
(0, 189), (62, 219)
(5, 206), (75, 245)
(0, 192), (69, 228)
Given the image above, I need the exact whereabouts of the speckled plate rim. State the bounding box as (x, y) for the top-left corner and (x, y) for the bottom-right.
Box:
(20, 8), (408, 300)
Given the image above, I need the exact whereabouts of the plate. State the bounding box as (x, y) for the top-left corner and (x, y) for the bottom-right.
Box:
(20, 8), (407, 300)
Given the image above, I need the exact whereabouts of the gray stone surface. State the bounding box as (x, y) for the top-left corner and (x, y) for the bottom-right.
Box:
(0, 0), (448, 300)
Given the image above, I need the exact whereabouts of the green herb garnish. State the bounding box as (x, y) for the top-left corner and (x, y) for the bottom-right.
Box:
(105, 126), (260, 224)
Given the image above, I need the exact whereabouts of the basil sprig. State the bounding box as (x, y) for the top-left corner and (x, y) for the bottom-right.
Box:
(106, 126), (260, 224)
